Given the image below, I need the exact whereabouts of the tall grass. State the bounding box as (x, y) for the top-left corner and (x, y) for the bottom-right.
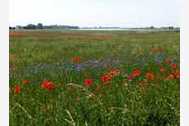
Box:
(10, 30), (180, 126)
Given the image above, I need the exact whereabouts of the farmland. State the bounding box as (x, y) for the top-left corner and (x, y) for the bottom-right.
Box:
(10, 30), (180, 126)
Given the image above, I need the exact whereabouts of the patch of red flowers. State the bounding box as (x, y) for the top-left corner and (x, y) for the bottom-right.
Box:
(166, 74), (175, 80)
(132, 68), (141, 78)
(14, 85), (21, 94)
(72, 56), (81, 63)
(84, 79), (93, 87)
(41, 80), (55, 91)
(108, 69), (120, 77)
(145, 72), (155, 81)
(166, 69), (180, 80)
(173, 70), (180, 79)
(126, 68), (141, 81)
(100, 68), (120, 84)
(101, 74), (112, 84)
(22, 80), (30, 85)
(171, 63), (177, 69)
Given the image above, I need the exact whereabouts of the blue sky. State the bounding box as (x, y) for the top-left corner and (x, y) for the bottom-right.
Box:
(9, 0), (181, 27)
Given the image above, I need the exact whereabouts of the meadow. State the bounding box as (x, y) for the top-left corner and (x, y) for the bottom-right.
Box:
(10, 30), (180, 126)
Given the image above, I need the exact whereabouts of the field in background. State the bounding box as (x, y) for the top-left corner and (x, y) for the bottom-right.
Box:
(10, 30), (180, 126)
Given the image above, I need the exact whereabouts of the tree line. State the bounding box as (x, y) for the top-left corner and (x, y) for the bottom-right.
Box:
(9, 23), (79, 30)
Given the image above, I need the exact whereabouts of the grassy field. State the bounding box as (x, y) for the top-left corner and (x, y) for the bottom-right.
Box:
(10, 30), (180, 126)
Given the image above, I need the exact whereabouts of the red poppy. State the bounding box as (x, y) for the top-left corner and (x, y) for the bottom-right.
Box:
(84, 79), (93, 87)
(166, 74), (175, 80)
(171, 63), (177, 69)
(172, 69), (180, 79)
(109, 69), (120, 77)
(72, 56), (81, 63)
(41, 80), (55, 91)
(22, 80), (30, 85)
(131, 68), (141, 78)
(145, 72), (155, 81)
(173, 70), (180, 79)
(101, 74), (111, 84)
(14, 85), (21, 94)
(160, 67), (165, 73)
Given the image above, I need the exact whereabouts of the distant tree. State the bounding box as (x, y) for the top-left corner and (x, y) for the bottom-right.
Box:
(24, 24), (36, 29)
(168, 26), (174, 30)
(37, 23), (43, 29)
(150, 26), (155, 29)
(9, 27), (15, 30)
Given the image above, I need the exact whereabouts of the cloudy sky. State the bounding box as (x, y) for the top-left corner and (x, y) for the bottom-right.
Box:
(9, 0), (181, 27)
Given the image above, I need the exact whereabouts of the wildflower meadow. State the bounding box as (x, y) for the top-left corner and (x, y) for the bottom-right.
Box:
(10, 30), (180, 126)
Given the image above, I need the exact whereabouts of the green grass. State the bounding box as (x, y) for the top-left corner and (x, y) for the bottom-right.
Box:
(10, 30), (180, 126)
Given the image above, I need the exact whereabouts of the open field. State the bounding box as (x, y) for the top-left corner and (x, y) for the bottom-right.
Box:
(10, 30), (180, 126)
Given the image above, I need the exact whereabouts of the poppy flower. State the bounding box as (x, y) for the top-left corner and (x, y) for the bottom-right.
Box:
(41, 80), (55, 91)
(109, 69), (120, 77)
(166, 74), (175, 80)
(171, 63), (177, 69)
(131, 68), (141, 78)
(84, 79), (93, 87)
(22, 80), (30, 85)
(72, 56), (81, 63)
(160, 67), (165, 73)
(14, 85), (21, 94)
(171, 69), (180, 79)
(173, 70), (180, 79)
(145, 72), (155, 81)
(101, 74), (111, 84)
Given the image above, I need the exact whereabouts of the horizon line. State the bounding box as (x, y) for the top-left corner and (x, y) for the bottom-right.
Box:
(9, 24), (180, 28)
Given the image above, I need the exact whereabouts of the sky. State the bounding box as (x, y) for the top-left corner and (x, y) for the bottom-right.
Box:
(9, 0), (181, 27)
